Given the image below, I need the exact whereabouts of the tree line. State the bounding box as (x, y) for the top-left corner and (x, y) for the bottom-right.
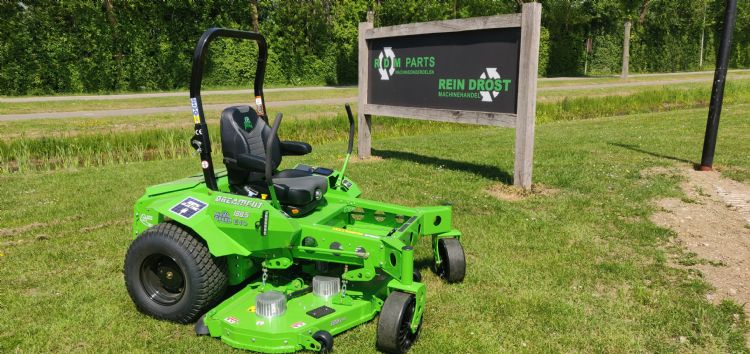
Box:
(0, 0), (748, 95)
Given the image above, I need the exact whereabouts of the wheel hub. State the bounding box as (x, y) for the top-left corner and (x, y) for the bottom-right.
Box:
(140, 254), (185, 305)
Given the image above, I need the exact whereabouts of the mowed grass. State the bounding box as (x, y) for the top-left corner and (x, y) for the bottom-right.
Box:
(0, 87), (357, 115)
(536, 69), (750, 88)
(538, 77), (750, 102)
(3, 71), (750, 115)
(1, 103), (749, 352)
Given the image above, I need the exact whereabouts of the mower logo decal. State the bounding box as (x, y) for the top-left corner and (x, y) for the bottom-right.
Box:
(291, 321), (306, 329)
(224, 316), (239, 325)
(214, 211), (249, 227)
(215, 196), (263, 209)
(330, 317), (346, 327)
(190, 98), (200, 124)
(139, 214), (154, 227)
(169, 197), (207, 219)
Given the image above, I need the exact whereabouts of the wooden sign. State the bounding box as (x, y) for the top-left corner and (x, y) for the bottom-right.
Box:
(357, 3), (542, 188)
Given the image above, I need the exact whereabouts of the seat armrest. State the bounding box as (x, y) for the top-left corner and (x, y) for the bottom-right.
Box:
(228, 153), (267, 172)
(280, 141), (312, 156)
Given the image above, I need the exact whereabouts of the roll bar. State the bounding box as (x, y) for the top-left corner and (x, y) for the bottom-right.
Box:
(189, 28), (268, 191)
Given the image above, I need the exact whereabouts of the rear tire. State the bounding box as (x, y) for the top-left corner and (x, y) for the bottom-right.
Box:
(434, 238), (466, 283)
(124, 222), (227, 323)
(376, 291), (422, 353)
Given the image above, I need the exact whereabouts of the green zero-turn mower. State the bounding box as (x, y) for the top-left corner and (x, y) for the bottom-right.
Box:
(124, 28), (466, 353)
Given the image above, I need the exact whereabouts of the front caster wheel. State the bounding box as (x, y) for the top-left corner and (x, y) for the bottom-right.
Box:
(376, 291), (422, 353)
(434, 238), (466, 283)
(412, 269), (422, 283)
(313, 330), (333, 353)
(124, 222), (227, 323)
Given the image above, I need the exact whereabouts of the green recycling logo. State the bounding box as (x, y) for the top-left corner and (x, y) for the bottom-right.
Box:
(377, 47), (396, 80)
(479, 68), (501, 102)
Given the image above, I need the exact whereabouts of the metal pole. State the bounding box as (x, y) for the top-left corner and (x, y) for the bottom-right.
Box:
(699, 0), (707, 69)
(699, 0), (737, 171)
(621, 21), (631, 79)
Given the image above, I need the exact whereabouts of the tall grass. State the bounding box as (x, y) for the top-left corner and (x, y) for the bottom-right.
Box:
(537, 80), (750, 123)
(2, 81), (749, 174)
(0, 117), (470, 173)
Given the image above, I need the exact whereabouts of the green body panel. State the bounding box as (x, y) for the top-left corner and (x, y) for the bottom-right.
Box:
(131, 165), (459, 351)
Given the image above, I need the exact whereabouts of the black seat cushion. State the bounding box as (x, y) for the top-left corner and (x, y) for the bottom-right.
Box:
(271, 175), (328, 206)
(219, 105), (324, 209)
(274, 169), (313, 178)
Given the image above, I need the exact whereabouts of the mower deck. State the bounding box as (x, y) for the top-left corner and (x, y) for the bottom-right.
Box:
(203, 280), (382, 353)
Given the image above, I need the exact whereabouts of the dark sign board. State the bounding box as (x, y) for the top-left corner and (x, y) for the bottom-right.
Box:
(358, 5), (542, 188)
(367, 27), (521, 114)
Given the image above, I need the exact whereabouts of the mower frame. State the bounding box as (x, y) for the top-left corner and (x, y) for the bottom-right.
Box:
(126, 28), (465, 353)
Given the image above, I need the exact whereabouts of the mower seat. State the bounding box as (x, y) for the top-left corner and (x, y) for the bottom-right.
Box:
(220, 105), (327, 214)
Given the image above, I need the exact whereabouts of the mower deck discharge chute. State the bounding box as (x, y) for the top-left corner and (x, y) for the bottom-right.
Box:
(124, 28), (466, 353)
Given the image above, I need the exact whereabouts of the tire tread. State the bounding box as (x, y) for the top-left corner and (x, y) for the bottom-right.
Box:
(124, 222), (227, 323)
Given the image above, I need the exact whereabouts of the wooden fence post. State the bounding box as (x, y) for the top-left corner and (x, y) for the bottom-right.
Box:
(621, 20), (631, 79)
(513, 3), (542, 189)
(358, 11), (374, 159)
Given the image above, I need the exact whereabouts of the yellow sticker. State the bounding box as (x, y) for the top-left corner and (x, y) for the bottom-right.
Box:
(332, 227), (363, 236)
(248, 305), (256, 313)
(190, 97), (201, 124)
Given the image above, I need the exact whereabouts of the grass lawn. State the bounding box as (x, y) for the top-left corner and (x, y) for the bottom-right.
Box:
(538, 77), (750, 102)
(1, 102), (749, 352)
(536, 69), (750, 88)
(0, 103), (355, 139)
(3, 71), (750, 116)
(0, 88), (357, 115)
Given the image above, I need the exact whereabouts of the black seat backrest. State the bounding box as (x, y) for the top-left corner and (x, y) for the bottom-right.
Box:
(220, 105), (281, 186)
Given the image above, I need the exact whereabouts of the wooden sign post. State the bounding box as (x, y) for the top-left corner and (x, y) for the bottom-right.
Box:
(357, 3), (542, 188)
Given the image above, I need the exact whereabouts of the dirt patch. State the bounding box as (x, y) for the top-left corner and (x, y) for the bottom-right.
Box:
(650, 166), (750, 320)
(0, 222), (47, 237)
(348, 156), (383, 164)
(0, 215), (83, 238)
(485, 183), (560, 202)
(79, 219), (129, 233)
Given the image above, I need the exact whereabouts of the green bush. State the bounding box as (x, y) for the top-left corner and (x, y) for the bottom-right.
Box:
(1, 0), (750, 95)
(538, 27), (550, 77)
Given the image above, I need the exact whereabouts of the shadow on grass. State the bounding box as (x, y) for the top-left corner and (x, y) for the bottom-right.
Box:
(414, 257), (434, 273)
(608, 142), (696, 165)
(372, 149), (512, 184)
